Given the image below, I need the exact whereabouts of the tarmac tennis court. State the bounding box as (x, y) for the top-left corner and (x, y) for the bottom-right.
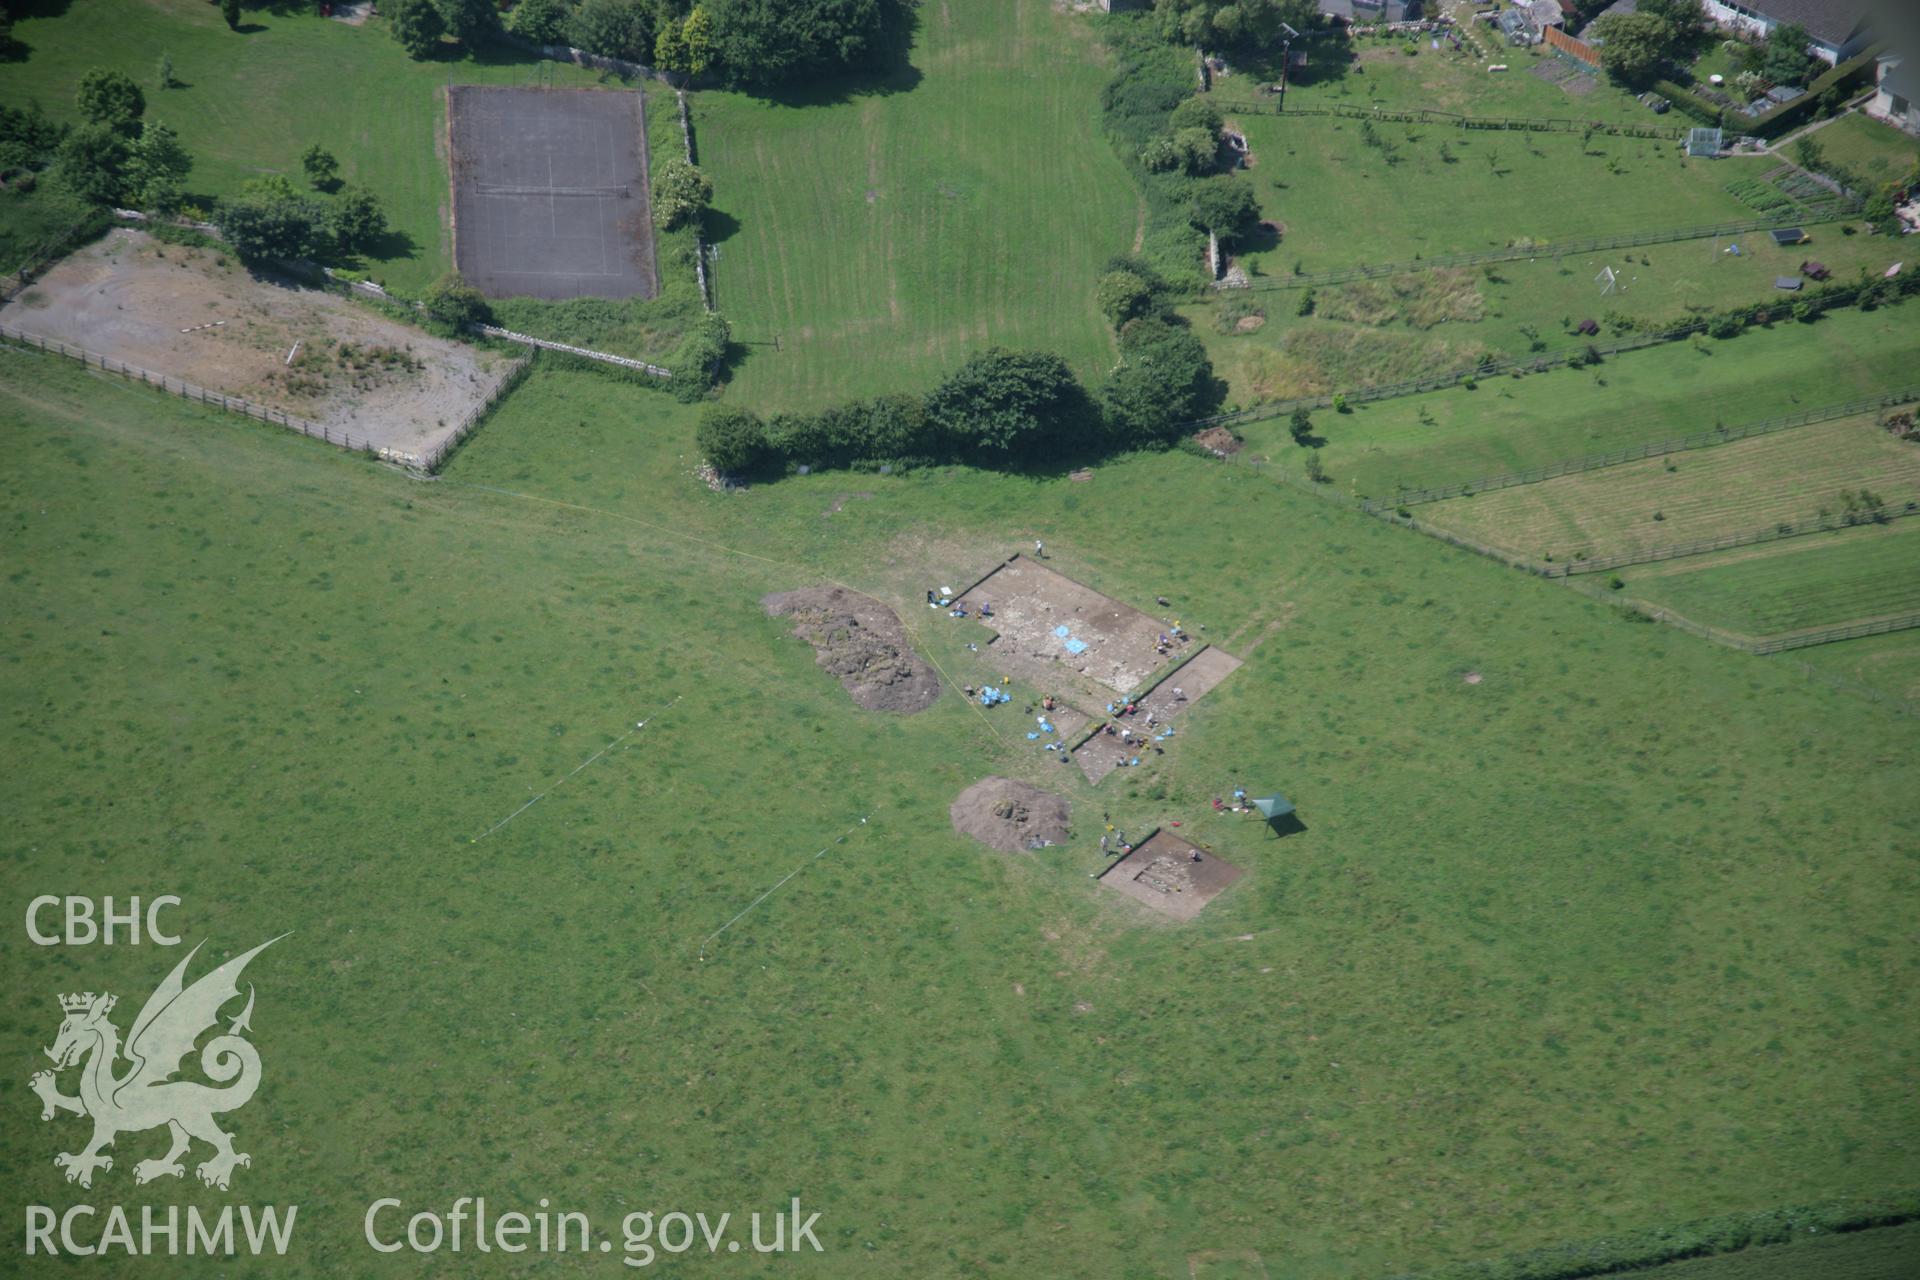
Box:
(447, 86), (659, 301)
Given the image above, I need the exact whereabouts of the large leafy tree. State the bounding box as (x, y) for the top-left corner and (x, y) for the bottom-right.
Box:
(925, 348), (1096, 461)
(76, 69), (145, 136)
(52, 124), (132, 205)
(1636, 0), (1702, 34)
(703, 0), (914, 85)
(1593, 11), (1673, 88)
(568, 0), (655, 62)
(656, 6), (717, 75)
(423, 272), (491, 327)
(1096, 270), (1158, 327)
(1189, 175), (1260, 243)
(128, 119), (192, 211)
(329, 186), (388, 252)
(1761, 22), (1815, 86)
(437, 0), (498, 47)
(1101, 317), (1219, 448)
(1591, 0), (1699, 87)
(697, 406), (771, 475)
(387, 0), (446, 60)
(1168, 95), (1223, 135)
(0, 103), (67, 181)
(1154, 0), (1319, 50)
(650, 157), (712, 230)
(217, 183), (330, 263)
(507, 0), (570, 45)
(681, 5), (716, 75)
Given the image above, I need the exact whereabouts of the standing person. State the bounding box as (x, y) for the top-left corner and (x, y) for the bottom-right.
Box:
(1034, 539), (1045, 559)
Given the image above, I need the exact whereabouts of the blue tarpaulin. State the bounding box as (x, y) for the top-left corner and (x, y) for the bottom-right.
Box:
(1064, 638), (1089, 655)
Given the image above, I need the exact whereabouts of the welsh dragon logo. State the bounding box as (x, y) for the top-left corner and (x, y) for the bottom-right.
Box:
(30, 937), (284, 1191)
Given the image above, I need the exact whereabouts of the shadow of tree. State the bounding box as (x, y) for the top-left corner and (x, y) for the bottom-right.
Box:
(702, 206), (742, 247)
(745, 60), (924, 108)
(358, 226), (421, 270)
(728, 2), (924, 108)
(5, 0), (76, 18)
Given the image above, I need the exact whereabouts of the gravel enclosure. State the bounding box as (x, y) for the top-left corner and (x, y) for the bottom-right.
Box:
(448, 86), (657, 301)
(762, 586), (942, 713)
(949, 777), (1071, 853)
(4, 229), (510, 461)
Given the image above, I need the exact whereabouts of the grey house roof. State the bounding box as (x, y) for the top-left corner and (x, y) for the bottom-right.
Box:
(1740, 0), (1869, 50)
(1882, 57), (1920, 102)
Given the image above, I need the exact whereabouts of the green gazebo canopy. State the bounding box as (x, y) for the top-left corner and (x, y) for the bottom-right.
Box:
(1252, 794), (1294, 821)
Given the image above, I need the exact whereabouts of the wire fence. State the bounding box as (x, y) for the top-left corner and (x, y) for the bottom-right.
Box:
(1218, 208), (1859, 293)
(414, 354), (534, 473)
(1370, 387), (1920, 510)
(1206, 448), (1920, 662)
(1209, 98), (1699, 141)
(1752, 613), (1920, 655)
(1189, 272), (1916, 432)
(1786, 655), (1918, 714)
(0, 321), (528, 472)
(1552, 503), (1920, 576)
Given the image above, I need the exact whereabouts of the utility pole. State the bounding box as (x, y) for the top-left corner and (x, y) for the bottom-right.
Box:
(1277, 22), (1300, 112)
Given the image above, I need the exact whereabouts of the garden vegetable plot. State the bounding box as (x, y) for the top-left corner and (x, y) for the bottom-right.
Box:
(448, 86), (657, 301)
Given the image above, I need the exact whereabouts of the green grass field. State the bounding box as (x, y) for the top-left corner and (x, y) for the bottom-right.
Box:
(692, 1), (1137, 411)
(1189, 218), (1904, 403)
(4, 328), (1919, 1277)
(0, 0), (608, 293)
(1796, 629), (1920, 705)
(1223, 118), (1767, 280)
(1619, 519), (1920, 636)
(1813, 112), (1920, 184)
(1418, 414), (1920, 561)
(1226, 25), (1666, 128)
(5, 3), (1920, 1275)
(1230, 299), (1919, 499)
